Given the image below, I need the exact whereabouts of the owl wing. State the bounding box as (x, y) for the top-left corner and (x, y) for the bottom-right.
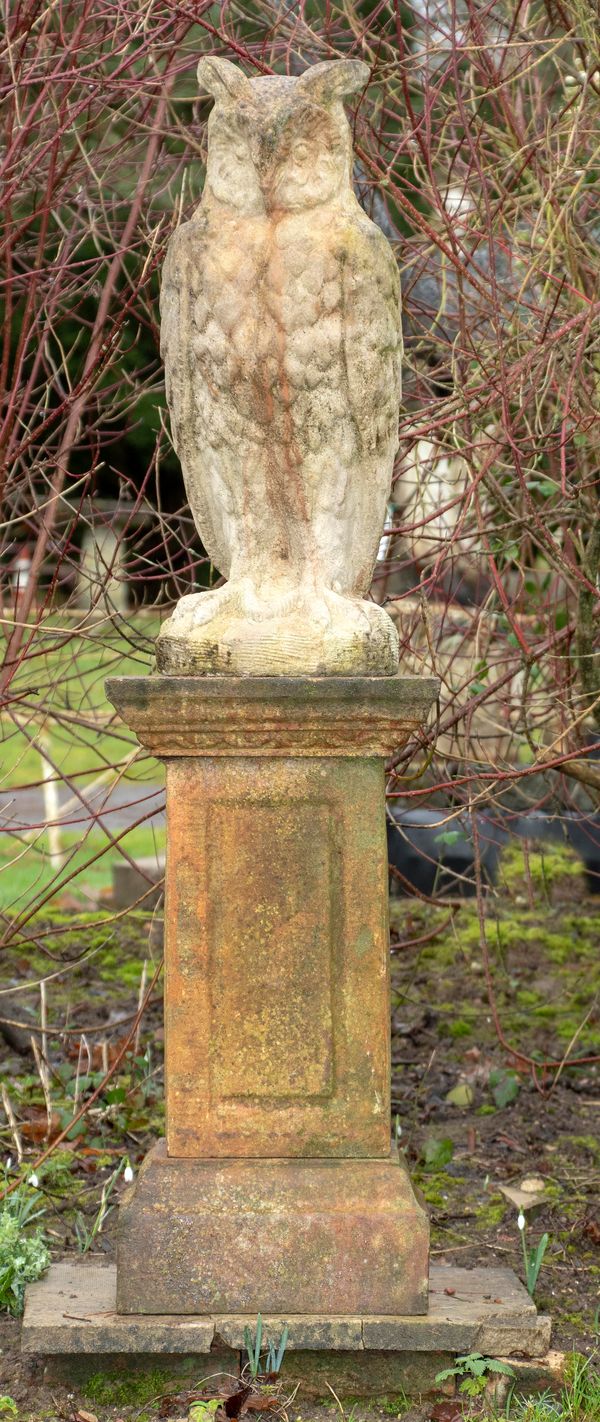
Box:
(340, 211), (402, 460)
(339, 210), (402, 590)
(160, 218), (232, 578)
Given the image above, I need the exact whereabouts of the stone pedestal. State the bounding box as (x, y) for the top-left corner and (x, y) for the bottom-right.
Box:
(105, 674), (437, 1318)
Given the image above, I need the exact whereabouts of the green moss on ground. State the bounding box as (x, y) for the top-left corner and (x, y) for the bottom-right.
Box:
(84, 1367), (169, 1408)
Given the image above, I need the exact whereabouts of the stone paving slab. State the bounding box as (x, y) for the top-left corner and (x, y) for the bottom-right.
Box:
(22, 1260), (551, 1359)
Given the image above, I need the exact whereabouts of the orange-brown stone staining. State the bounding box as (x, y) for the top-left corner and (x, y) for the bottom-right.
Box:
(164, 754), (391, 1158)
(106, 672), (439, 1316)
(208, 801), (334, 1100)
(117, 1143), (429, 1316)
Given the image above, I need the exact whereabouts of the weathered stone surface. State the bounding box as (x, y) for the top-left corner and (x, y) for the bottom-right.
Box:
(105, 674), (439, 758)
(23, 1261), (551, 1393)
(105, 678), (441, 1160)
(491, 1351), (565, 1396)
(158, 60), (403, 677)
(363, 1266), (550, 1357)
(162, 752), (392, 1158)
(102, 673), (439, 1322)
(22, 1262), (215, 1353)
(42, 1352), (238, 1390)
(278, 1349), (455, 1399)
(214, 1316), (363, 1351)
(117, 1144), (429, 1316)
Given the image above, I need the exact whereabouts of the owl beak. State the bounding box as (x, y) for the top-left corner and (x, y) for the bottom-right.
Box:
(257, 142), (280, 206)
(258, 126), (279, 167)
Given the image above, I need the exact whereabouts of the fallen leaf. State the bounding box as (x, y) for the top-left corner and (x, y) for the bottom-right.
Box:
(158, 1399), (185, 1418)
(66, 1036), (127, 1068)
(445, 1082), (474, 1108)
(583, 1217), (600, 1245)
(74, 1411), (99, 1422)
(246, 1399), (280, 1412)
(430, 1402), (465, 1421)
(224, 1386), (251, 1418)
(20, 1109), (62, 1142)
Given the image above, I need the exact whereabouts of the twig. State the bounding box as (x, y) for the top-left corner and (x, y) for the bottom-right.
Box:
(1, 1085), (23, 1163)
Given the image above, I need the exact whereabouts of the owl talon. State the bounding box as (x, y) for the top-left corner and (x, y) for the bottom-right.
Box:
(156, 580), (399, 676)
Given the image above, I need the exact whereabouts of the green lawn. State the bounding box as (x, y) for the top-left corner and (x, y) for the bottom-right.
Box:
(1, 611), (162, 791)
(1, 612), (165, 913)
(0, 823), (165, 912)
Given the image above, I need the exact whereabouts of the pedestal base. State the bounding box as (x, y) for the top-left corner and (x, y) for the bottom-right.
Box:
(23, 1260), (554, 1406)
(116, 1142), (429, 1316)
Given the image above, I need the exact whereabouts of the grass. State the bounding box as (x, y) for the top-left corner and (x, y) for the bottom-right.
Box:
(0, 823), (165, 911)
(503, 1354), (600, 1420)
(1, 611), (165, 911)
(1, 610), (161, 790)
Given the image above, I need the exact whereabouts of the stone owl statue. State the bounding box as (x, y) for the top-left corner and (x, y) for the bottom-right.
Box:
(157, 56), (402, 676)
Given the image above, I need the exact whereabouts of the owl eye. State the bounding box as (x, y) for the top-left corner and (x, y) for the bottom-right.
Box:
(294, 143), (309, 163)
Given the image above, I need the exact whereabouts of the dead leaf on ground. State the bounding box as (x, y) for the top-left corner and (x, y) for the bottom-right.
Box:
(66, 1036), (127, 1068)
(224, 1385), (252, 1418)
(20, 1109), (62, 1142)
(74, 1410), (99, 1422)
(583, 1216), (600, 1245)
(430, 1402), (466, 1421)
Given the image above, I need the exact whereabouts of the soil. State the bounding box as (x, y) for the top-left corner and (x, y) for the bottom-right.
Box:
(0, 840), (598, 1420)
(390, 843), (600, 1358)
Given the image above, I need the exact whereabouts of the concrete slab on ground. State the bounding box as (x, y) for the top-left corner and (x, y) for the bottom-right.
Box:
(22, 1259), (551, 1359)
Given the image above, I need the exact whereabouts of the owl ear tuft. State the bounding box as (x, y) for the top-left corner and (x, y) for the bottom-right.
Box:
(197, 57), (254, 102)
(297, 59), (370, 104)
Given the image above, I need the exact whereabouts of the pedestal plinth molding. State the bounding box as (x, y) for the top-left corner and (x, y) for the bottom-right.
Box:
(116, 1143), (429, 1316)
(105, 674), (439, 757)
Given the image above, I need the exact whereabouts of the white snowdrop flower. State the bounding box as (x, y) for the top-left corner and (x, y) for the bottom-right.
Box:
(6, 1156), (12, 1171)
(517, 1211), (526, 1231)
(28, 1172), (39, 1188)
(123, 1161), (134, 1184)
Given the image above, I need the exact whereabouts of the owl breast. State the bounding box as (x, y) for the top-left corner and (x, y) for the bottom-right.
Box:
(164, 202), (401, 593)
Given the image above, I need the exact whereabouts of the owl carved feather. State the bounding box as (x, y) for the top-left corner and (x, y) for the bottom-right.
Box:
(157, 58), (403, 677)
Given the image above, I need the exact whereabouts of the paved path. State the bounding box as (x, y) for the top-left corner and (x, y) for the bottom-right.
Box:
(0, 781), (165, 833)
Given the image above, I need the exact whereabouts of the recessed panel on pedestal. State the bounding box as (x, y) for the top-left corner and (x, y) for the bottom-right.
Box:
(208, 802), (334, 1101)
(165, 755), (390, 1158)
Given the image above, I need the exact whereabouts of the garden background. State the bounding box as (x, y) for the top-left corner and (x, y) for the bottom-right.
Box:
(0, 1), (599, 1418)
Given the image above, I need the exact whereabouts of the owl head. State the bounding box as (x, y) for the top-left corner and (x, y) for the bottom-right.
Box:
(197, 57), (369, 215)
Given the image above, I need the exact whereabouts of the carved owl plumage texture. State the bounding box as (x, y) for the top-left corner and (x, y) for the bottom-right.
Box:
(157, 57), (402, 676)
